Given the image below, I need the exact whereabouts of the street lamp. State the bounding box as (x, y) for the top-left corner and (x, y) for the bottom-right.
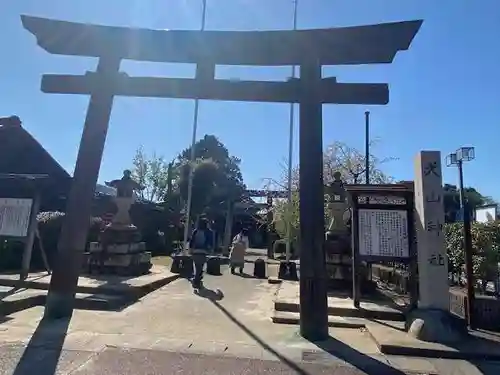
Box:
(446, 146), (475, 328)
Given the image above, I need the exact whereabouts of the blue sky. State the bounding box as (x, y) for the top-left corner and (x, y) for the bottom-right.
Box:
(1, 1), (499, 198)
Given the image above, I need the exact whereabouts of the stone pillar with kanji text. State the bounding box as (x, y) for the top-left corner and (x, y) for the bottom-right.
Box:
(407, 151), (464, 342)
(414, 151), (448, 309)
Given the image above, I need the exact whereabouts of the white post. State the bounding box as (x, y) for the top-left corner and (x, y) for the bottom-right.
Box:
(286, 0), (298, 261)
(414, 151), (448, 310)
(182, 0), (208, 252)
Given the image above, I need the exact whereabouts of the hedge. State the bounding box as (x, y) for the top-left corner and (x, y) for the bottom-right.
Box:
(445, 220), (500, 292)
(372, 221), (500, 295)
(0, 208), (176, 271)
(0, 211), (103, 271)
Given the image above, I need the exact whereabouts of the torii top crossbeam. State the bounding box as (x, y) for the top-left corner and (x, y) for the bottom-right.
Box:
(22, 16), (422, 66)
(20, 16), (422, 105)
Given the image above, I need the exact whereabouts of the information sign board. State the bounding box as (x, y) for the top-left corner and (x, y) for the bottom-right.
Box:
(358, 208), (409, 258)
(0, 198), (33, 237)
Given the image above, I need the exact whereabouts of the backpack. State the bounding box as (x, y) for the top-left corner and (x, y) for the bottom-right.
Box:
(193, 230), (206, 249)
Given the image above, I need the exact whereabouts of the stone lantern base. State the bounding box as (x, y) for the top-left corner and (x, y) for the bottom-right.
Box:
(325, 231), (374, 295)
(86, 224), (152, 276)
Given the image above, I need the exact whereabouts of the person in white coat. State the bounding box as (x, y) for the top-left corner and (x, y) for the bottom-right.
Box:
(230, 228), (249, 274)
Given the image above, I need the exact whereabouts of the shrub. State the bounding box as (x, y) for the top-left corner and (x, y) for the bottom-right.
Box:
(445, 221), (500, 292)
(35, 211), (104, 269)
(272, 193), (300, 252)
(130, 204), (170, 255)
(0, 239), (25, 271)
(40, 207), (174, 258)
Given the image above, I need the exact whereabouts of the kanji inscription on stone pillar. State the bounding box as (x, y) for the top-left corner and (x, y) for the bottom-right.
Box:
(414, 151), (448, 310)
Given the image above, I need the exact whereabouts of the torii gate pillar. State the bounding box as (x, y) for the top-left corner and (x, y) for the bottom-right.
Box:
(298, 60), (328, 340)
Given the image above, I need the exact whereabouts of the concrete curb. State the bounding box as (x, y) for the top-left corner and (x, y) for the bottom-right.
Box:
(272, 311), (366, 329)
(374, 340), (500, 361)
(0, 272), (180, 298)
(0, 274), (181, 315)
(274, 301), (405, 321)
(366, 324), (500, 361)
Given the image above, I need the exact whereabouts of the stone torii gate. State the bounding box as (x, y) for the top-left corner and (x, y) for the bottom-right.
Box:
(21, 15), (421, 340)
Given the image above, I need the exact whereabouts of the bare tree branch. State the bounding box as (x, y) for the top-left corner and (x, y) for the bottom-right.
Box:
(269, 140), (396, 245)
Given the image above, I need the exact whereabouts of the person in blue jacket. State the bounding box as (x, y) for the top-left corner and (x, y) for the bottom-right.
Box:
(189, 218), (214, 288)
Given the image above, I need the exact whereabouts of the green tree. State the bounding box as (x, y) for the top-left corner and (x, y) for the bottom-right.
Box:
(176, 158), (219, 220)
(176, 135), (246, 214)
(131, 147), (170, 202)
(443, 184), (493, 223)
(272, 190), (300, 249)
(445, 221), (500, 293)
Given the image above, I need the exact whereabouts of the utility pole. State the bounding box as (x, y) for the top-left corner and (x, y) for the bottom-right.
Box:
(182, 0), (208, 252)
(364, 111), (370, 185)
(286, 0), (298, 261)
(458, 159), (475, 328)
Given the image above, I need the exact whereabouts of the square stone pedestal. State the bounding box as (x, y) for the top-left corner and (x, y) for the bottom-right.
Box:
(87, 236), (152, 276)
(325, 233), (353, 290)
(325, 234), (374, 294)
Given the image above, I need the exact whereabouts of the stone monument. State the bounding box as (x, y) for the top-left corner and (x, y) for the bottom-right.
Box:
(407, 151), (465, 342)
(87, 170), (152, 275)
(324, 172), (353, 288)
(326, 172), (349, 237)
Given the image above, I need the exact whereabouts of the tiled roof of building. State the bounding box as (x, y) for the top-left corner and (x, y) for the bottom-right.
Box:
(0, 116), (71, 193)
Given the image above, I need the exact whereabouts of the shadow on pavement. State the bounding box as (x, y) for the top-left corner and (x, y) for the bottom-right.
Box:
(469, 361), (500, 375)
(211, 299), (409, 374)
(234, 272), (255, 279)
(0, 287), (21, 299)
(210, 300), (310, 374)
(314, 336), (406, 375)
(0, 316), (12, 324)
(194, 287), (224, 301)
(12, 316), (70, 375)
(366, 318), (405, 332)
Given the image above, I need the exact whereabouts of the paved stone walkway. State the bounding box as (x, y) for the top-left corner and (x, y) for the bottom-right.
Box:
(0, 262), (376, 352)
(0, 259), (499, 374)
